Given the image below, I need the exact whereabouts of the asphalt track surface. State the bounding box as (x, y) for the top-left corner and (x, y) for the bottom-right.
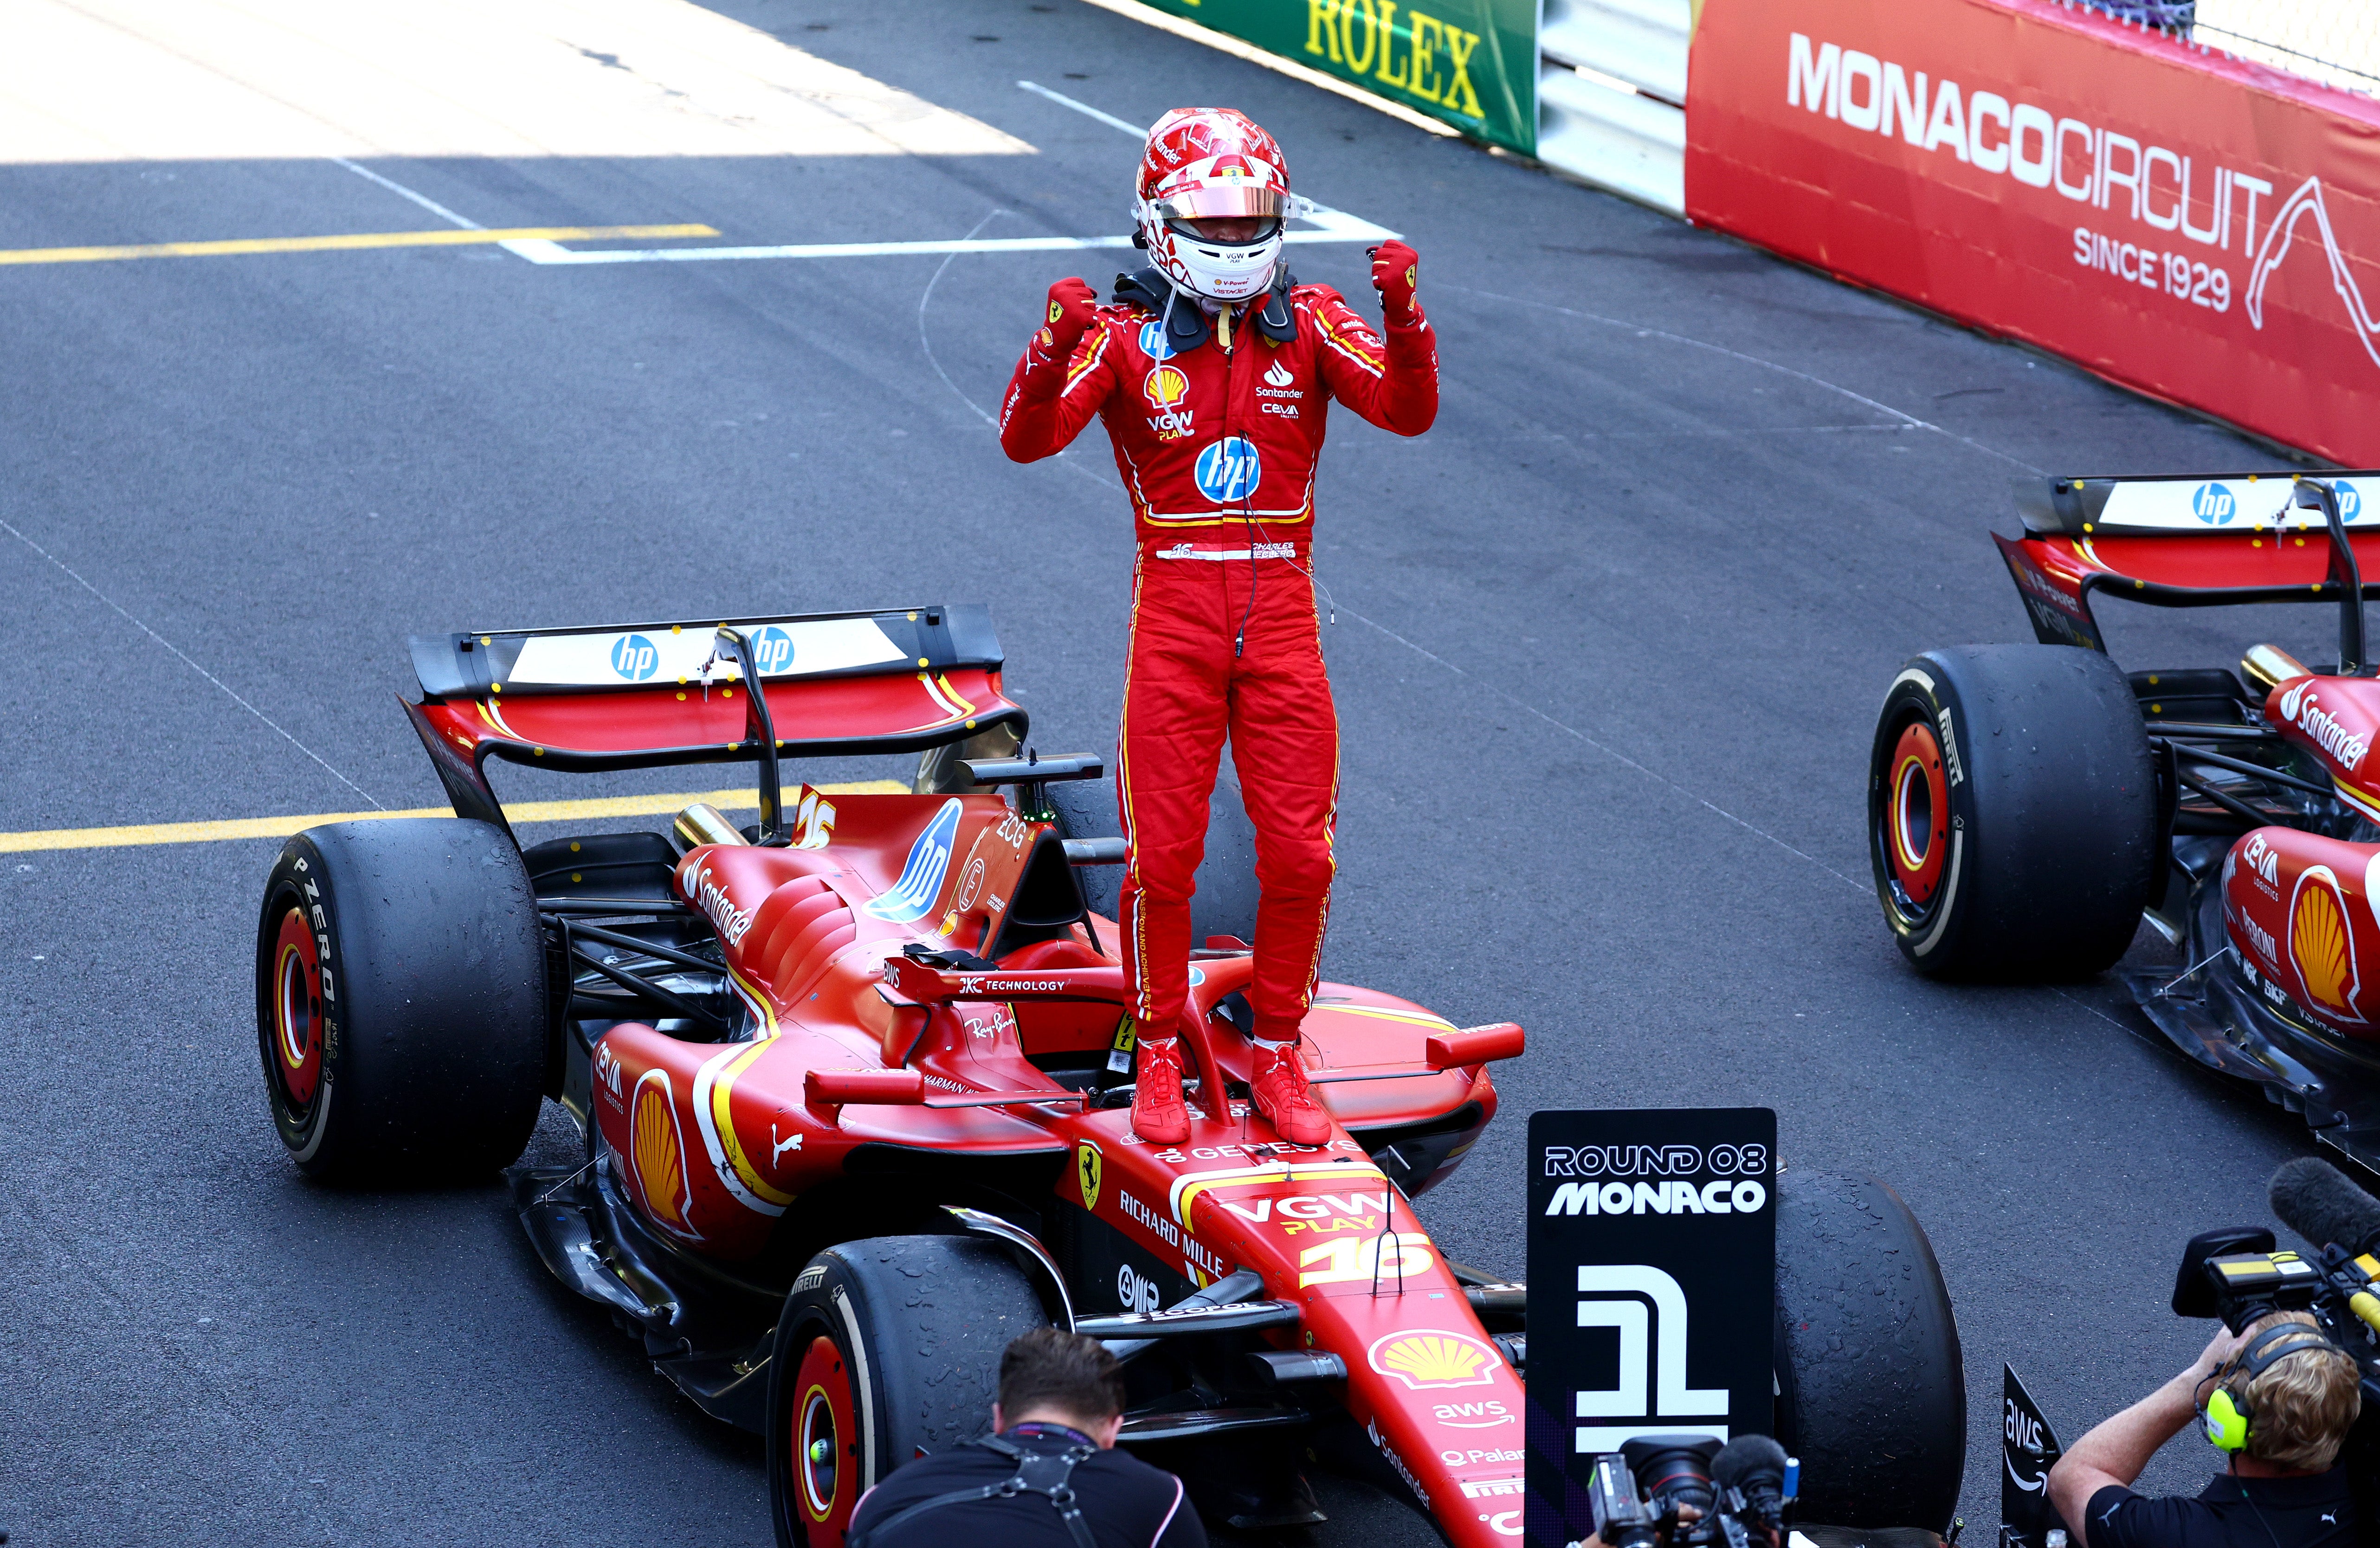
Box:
(0, 1), (2359, 1542)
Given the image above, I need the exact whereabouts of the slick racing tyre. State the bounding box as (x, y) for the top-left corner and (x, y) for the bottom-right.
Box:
(1870, 644), (2157, 978)
(1774, 1172), (1965, 1532)
(1046, 745), (1262, 946)
(255, 817), (547, 1182)
(767, 1235), (1050, 1548)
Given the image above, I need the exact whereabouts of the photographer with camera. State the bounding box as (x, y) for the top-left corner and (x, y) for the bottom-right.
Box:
(2046, 1311), (2361, 1548)
(1578, 1434), (1793, 1548)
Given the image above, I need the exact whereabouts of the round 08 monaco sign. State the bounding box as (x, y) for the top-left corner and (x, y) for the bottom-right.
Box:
(1522, 1108), (1778, 1548)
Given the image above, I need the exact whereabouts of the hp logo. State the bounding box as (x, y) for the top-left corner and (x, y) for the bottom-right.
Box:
(610, 633), (660, 681)
(2339, 481), (2364, 521)
(1138, 320), (1175, 360)
(752, 625), (795, 675)
(1194, 437), (1262, 503)
(2191, 482), (2236, 525)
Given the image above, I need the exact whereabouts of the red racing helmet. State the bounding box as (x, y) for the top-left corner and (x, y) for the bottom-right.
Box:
(1135, 107), (1309, 303)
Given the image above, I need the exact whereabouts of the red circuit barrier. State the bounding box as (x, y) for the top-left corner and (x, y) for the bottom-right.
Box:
(1685, 0), (2380, 465)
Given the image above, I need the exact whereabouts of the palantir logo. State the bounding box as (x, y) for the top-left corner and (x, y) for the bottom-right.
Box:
(1194, 436), (1261, 502)
(611, 633), (660, 681)
(752, 625), (795, 676)
(2192, 483), (2237, 525)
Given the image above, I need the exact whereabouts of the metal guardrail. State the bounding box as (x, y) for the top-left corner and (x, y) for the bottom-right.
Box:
(2191, 0), (2380, 97)
(1534, 0), (1688, 214)
(1530, 0), (2378, 218)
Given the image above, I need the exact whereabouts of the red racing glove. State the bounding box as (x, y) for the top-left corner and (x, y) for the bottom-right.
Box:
(1040, 276), (1097, 355)
(1369, 240), (1421, 328)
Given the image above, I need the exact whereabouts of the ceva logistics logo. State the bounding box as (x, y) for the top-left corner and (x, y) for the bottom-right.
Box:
(611, 633), (660, 680)
(1195, 437), (1261, 503)
(2191, 483), (2237, 525)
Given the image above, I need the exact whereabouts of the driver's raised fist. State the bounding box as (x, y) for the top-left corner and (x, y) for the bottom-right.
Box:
(1042, 276), (1098, 353)
(1367, 239), (1421, 327)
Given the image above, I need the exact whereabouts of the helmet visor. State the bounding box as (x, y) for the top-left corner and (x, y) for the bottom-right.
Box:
(1149, 184), (1285, 221)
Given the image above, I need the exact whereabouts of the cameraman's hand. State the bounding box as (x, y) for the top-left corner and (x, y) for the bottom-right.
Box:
(2186, 1323), (2248, 1383)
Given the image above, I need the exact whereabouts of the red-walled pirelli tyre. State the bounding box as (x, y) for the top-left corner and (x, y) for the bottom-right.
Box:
(254, 818), (546, 1182)
(1869, 644), (2158, 978)
(767, 1236), (1050, 1548)
(1774, 1172), (1966, 1531)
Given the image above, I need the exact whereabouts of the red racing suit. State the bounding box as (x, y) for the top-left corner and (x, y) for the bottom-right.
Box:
(998, 271), (1437, 1042)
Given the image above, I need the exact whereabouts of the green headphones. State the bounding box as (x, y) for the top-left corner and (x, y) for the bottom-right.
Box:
(2199, 1321), (2342, 1452)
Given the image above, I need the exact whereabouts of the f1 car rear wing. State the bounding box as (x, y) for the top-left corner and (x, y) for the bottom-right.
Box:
(401, 604), (1024, 843)
(1997, 472), (2380, 666)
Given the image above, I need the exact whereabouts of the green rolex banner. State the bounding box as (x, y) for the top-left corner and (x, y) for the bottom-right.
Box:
(1134, 0), (1539, 154)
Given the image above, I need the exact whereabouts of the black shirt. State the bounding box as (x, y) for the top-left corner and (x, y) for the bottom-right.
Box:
(847, 1424), (1207, 1548)
(2085, 1466), (2355, 1548)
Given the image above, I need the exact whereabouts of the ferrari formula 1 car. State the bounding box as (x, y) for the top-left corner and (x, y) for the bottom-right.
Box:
(1869, 471), (2380, 1170)
(259, 605), (1964, 1544)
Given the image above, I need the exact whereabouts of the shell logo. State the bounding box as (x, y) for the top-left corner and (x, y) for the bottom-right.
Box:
(1143, 364), (1189, 409)
(632, 1071), (692, 1230)
(2289, 865), (2363, 1019)
(1367, 1329), (1503, 1390)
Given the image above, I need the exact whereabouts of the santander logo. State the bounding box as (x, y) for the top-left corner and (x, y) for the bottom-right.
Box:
(2278, 680), (2370, 772)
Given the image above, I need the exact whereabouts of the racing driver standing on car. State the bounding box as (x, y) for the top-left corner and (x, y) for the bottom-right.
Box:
(998, 108), (1438, 1148)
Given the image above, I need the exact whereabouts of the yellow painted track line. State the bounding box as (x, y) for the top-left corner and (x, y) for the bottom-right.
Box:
(0, 225), (719, 267)
(0, 781), (907, 854)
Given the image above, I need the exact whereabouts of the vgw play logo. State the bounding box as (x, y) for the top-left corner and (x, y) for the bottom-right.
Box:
(610, 633), (660, 681)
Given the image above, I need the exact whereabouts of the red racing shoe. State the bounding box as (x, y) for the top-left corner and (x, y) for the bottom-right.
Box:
(1251, 1040), (1330, 1146)
(1131, 1035), (1191, 1144)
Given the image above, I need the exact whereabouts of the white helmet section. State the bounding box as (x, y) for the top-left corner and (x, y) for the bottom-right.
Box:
(1137, 183), (1289, 302)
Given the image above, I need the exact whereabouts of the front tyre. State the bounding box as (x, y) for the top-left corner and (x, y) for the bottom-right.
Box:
(1774, 1171), (1966, 1531)
(767, 1235), (1050, 1548)
(254, 817), (547, 1181)
(1869, 644), (2157, 978)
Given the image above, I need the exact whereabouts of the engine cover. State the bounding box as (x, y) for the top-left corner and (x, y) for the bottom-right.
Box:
(2264, 673), (2380, 821)
(2224, 827), (2380, 1038)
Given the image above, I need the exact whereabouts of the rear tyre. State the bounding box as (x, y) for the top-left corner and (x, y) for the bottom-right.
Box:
(1870, 644), (2157, 978)
(767, 1235), (1051, 1548)
(254, 818), (547, 1182)
(1047, 747), (1262, 947)
(1774, 1171), (1966, 1531)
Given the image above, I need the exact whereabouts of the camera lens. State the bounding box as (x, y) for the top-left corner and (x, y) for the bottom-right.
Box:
(1620, 1434), (1720, 1516)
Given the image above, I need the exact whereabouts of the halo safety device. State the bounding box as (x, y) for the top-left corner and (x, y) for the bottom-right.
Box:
(1134, 107), (1315, 303)
(2199, 1320), (2347, 1452)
